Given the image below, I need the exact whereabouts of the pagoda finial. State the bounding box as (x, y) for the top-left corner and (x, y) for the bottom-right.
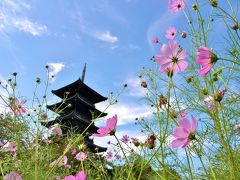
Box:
(81, 63), (87, 82)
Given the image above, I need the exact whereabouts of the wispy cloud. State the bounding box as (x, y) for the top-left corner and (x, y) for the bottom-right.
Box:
(74, 4), (119, 44)
(96, 31), (118, 43)
(0, 0), (47, 36)
(14, 19), (47, 36)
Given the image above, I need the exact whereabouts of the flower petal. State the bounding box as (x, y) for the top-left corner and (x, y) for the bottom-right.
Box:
(172, 127), (189, 138)
(178, 118), (191, 132)
(106, 115), (118, 130)
(191, 115), (198, 132)
(171, 138), (188, 148)
(198, 64), (213, 76)
(169, 40), (178, 56)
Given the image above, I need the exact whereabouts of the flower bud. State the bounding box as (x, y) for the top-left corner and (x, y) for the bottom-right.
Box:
(192, 4), (198, 10)
(200, 88), (208, 95)
(181, 31), (187, 38)
(232, 23), (239, 30)
(209, 0), (218, 7)
(141, 81), (147, 88)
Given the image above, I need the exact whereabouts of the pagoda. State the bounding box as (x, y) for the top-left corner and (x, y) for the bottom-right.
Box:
(42, 64), (107, 153)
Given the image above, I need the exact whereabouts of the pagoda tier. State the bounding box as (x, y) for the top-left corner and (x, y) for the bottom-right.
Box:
(41, 109), (99, 133)
(51, 78), (107, 104)
(47, 92), (107, 118)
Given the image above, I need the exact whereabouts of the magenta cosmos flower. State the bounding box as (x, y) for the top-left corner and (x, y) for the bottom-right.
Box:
(4, 172), (22, 180)
(64, 171), (87, 180)
(155, 41), (188, 76)
(168, 0), (185, 13)
(196, 46), (218, 76)
(92, 115), (118, 137)
(171, 116), (198, 148)
(165, 27), (176, 40)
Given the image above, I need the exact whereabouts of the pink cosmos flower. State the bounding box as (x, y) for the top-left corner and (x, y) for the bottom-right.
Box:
(75, 152), (87, 161)
(152, 37), (159, 43)
(50, 124), (63, 136)
(196, 46), (218, 76)
(71, 148), (77, 155)
(155, 41), (188, 76)
(168, 0), (185, 13)
(4, 172), (22, 180)
(165, 27), (176, 40)
(64, 171), (87, 180)
(120, 135), (130, 143)
(8, 142), (17, 152)
(105, 151), (113, 159)
(171, 116), (198, 148)
(92, 115), (118, 137)
(10, 98), (27, 115)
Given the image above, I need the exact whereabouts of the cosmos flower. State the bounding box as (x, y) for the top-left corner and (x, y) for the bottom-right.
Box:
(8, 142), (17, 152)
(171, 116), (198, 148)
(166, 27), (177, 40)
(9, 98), (27, 115)
(75, 152), (87, 161)
(168, 0), (185, 13)
(155, 41), (188, 76)
(64, 171), (87, 180)
(120, 135), (130, 143)
(4, 172), (22, 180)
(92, 115), (118, 137)
(196, 46), (218, 76)
(50, 124), (63, 136)
(105, 151), (113, 159)
(71, 148), (77, 155)
(152, 37), (159, 43)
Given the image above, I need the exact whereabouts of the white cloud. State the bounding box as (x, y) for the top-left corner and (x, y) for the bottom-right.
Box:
(96, 31), (118, 43)
(14, 19), (47, 36)
(47, 62), (65, 82)
(0, 0), (47, 36)
(125, 77), (147, 97)
(96, 101), (152, 126)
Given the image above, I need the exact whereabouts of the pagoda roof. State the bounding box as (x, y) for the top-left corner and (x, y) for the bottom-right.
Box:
(52, 79), (107, 103)
(41, 110), (99, 131)
(47, 97), (107, 118)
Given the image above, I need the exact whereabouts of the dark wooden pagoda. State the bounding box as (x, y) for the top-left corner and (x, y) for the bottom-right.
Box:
(42, 64), (107, 152)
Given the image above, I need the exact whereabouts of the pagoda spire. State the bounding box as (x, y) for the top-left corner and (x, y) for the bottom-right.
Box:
(81, 63), (87, 82)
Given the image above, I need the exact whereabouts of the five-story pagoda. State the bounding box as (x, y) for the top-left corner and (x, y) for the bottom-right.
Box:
(42, 65), (107, 153)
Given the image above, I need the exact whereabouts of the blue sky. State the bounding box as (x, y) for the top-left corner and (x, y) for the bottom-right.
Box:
(0, 0), (186, 149)
(1, 0), (237, 150)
